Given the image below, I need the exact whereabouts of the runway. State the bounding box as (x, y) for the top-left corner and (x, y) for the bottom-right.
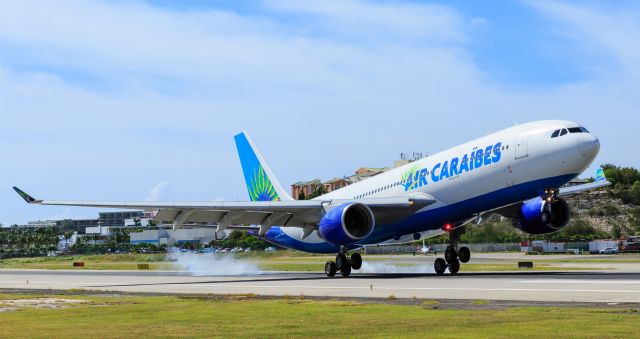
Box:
(2, 269), (640, 303)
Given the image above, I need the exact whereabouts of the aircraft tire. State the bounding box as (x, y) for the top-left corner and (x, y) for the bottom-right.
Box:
(341, 263), (352, 277)
(325, 261), (337, 277)
(336, 254), (348, 271)
(458, 247), (471, 263)
(350, 253), (362, 270)
(448, 260), (460, 274)
(444, 247), (457, 264)
(434, 258), (447, 275)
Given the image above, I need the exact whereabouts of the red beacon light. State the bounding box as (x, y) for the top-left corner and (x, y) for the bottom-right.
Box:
(442, 223), (453, 233)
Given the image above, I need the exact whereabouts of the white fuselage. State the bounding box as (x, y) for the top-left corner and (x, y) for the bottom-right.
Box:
(272, 120), (600, 251)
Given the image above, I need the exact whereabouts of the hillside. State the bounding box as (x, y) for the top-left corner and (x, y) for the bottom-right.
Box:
(456, 164), (640, 244)
(566, 188), (640, 238)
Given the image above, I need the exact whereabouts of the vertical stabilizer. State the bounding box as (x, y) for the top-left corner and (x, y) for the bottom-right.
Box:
(595, 167), (607, 182)
(234, 132), (293, 201)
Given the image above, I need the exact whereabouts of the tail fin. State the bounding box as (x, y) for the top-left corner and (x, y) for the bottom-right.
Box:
(595, 167), (607, 182)
(234, 132), (293, 201)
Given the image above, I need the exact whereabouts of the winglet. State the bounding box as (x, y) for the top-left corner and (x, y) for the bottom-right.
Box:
(595, 167), (607, 183)
(13, 187), (41, 204)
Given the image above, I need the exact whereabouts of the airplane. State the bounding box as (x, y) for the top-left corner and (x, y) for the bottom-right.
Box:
(14, 120), (608, 276)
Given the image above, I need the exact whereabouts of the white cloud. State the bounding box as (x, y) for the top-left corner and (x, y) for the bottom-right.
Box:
(527, 0), (640, 78)
(146, 181), (170, 202)
(264, 0), (467, 44)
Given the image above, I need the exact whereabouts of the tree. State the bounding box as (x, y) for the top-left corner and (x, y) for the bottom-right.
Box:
(602, 164), (640, 187)
(306, 186), (328, 199)
(611, 224), (622, 239)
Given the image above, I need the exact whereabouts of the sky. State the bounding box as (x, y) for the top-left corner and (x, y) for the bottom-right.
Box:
(1, 0), (639, 226)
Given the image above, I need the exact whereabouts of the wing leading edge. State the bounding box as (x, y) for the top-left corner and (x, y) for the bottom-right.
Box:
(12, 187), (436, 236)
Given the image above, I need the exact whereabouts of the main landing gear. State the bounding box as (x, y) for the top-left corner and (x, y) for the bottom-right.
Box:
(434, 227), (471, 275)
(325, 250), (362, 278)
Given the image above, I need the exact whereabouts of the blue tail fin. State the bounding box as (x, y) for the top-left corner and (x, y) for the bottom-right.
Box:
(234, 132), (293, 201)
(595, 167), (607, 182)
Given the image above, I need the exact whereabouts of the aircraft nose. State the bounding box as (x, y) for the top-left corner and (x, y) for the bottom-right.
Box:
(578, 133), (600, 160)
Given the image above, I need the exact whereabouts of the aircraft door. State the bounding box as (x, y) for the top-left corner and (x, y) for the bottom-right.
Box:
(515, 134), (530, 160)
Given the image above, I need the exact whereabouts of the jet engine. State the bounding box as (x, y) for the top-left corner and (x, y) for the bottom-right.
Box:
(513, 196), (570, 235)
(319, 203), (375, 245)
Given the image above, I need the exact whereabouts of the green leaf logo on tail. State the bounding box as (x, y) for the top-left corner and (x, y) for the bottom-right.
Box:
(248, 166), (279, 201)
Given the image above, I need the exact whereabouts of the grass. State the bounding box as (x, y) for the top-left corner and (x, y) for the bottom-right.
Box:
(0, 254), (168, 270)
(459, 263), (601, 272)
(536, 258), (640, 263)
(0, 292), (637, 338)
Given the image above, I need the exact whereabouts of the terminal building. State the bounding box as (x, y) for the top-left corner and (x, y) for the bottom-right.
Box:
(19, 210), (227, 247)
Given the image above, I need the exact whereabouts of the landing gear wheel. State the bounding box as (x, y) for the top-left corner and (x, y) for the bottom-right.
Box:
(341, 263), (352, 277)
(350, 253), (362, 270)
(434, 258), (447, 275)
(336, 254), (348, 271)
(444, 247), (457, 264)
(458, 247), (471, 263)
(448, 260), (460, 274)
(325, 261), (337, 277)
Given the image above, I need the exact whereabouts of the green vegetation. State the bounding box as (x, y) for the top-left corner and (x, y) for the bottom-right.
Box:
(0, 227), (60, 258)
(305, 185), (328, 200)
(539, 218), (610, 242)
(212, 231), (272, 251)
(0, 292), (637, 338)
(459, 222), (523, 244)
(602, 164), (640, 187)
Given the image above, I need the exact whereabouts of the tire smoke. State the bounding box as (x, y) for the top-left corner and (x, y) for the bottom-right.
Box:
(358, 261), (435, 274)
(169, 249), (261, 276)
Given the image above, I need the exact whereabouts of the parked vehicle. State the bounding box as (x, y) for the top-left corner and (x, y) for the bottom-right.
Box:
(622, 236), (640, 253)
(589, 240), (619, 254)
(599, 247), (619, 254)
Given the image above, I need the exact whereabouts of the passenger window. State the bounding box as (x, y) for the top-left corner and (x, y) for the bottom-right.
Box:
(551, 130), (560, 138)
(560, 129), (568, 136)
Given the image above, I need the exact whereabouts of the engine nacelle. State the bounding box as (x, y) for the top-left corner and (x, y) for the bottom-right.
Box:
(514, 197), (570, 235)
(319, 203), (375, 245)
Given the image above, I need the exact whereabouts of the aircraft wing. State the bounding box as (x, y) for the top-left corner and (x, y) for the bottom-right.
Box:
(13, 187), (435, 234)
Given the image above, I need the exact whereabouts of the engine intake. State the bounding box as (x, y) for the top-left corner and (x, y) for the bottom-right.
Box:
(514, 196), (570, 235)
(319, 203), (375, 245)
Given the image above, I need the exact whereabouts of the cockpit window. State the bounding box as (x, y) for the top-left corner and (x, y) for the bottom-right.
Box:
(560, 129), (568, 136)
(551, 130), (560, 138)
(568, 127), (584, 133)
(581, 127), (589, 133)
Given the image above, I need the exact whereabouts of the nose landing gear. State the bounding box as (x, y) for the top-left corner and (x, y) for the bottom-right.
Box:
(325, 250), (363, 277)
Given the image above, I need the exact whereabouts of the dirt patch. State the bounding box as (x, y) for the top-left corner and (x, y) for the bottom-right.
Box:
(0, 298), (88, 312)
